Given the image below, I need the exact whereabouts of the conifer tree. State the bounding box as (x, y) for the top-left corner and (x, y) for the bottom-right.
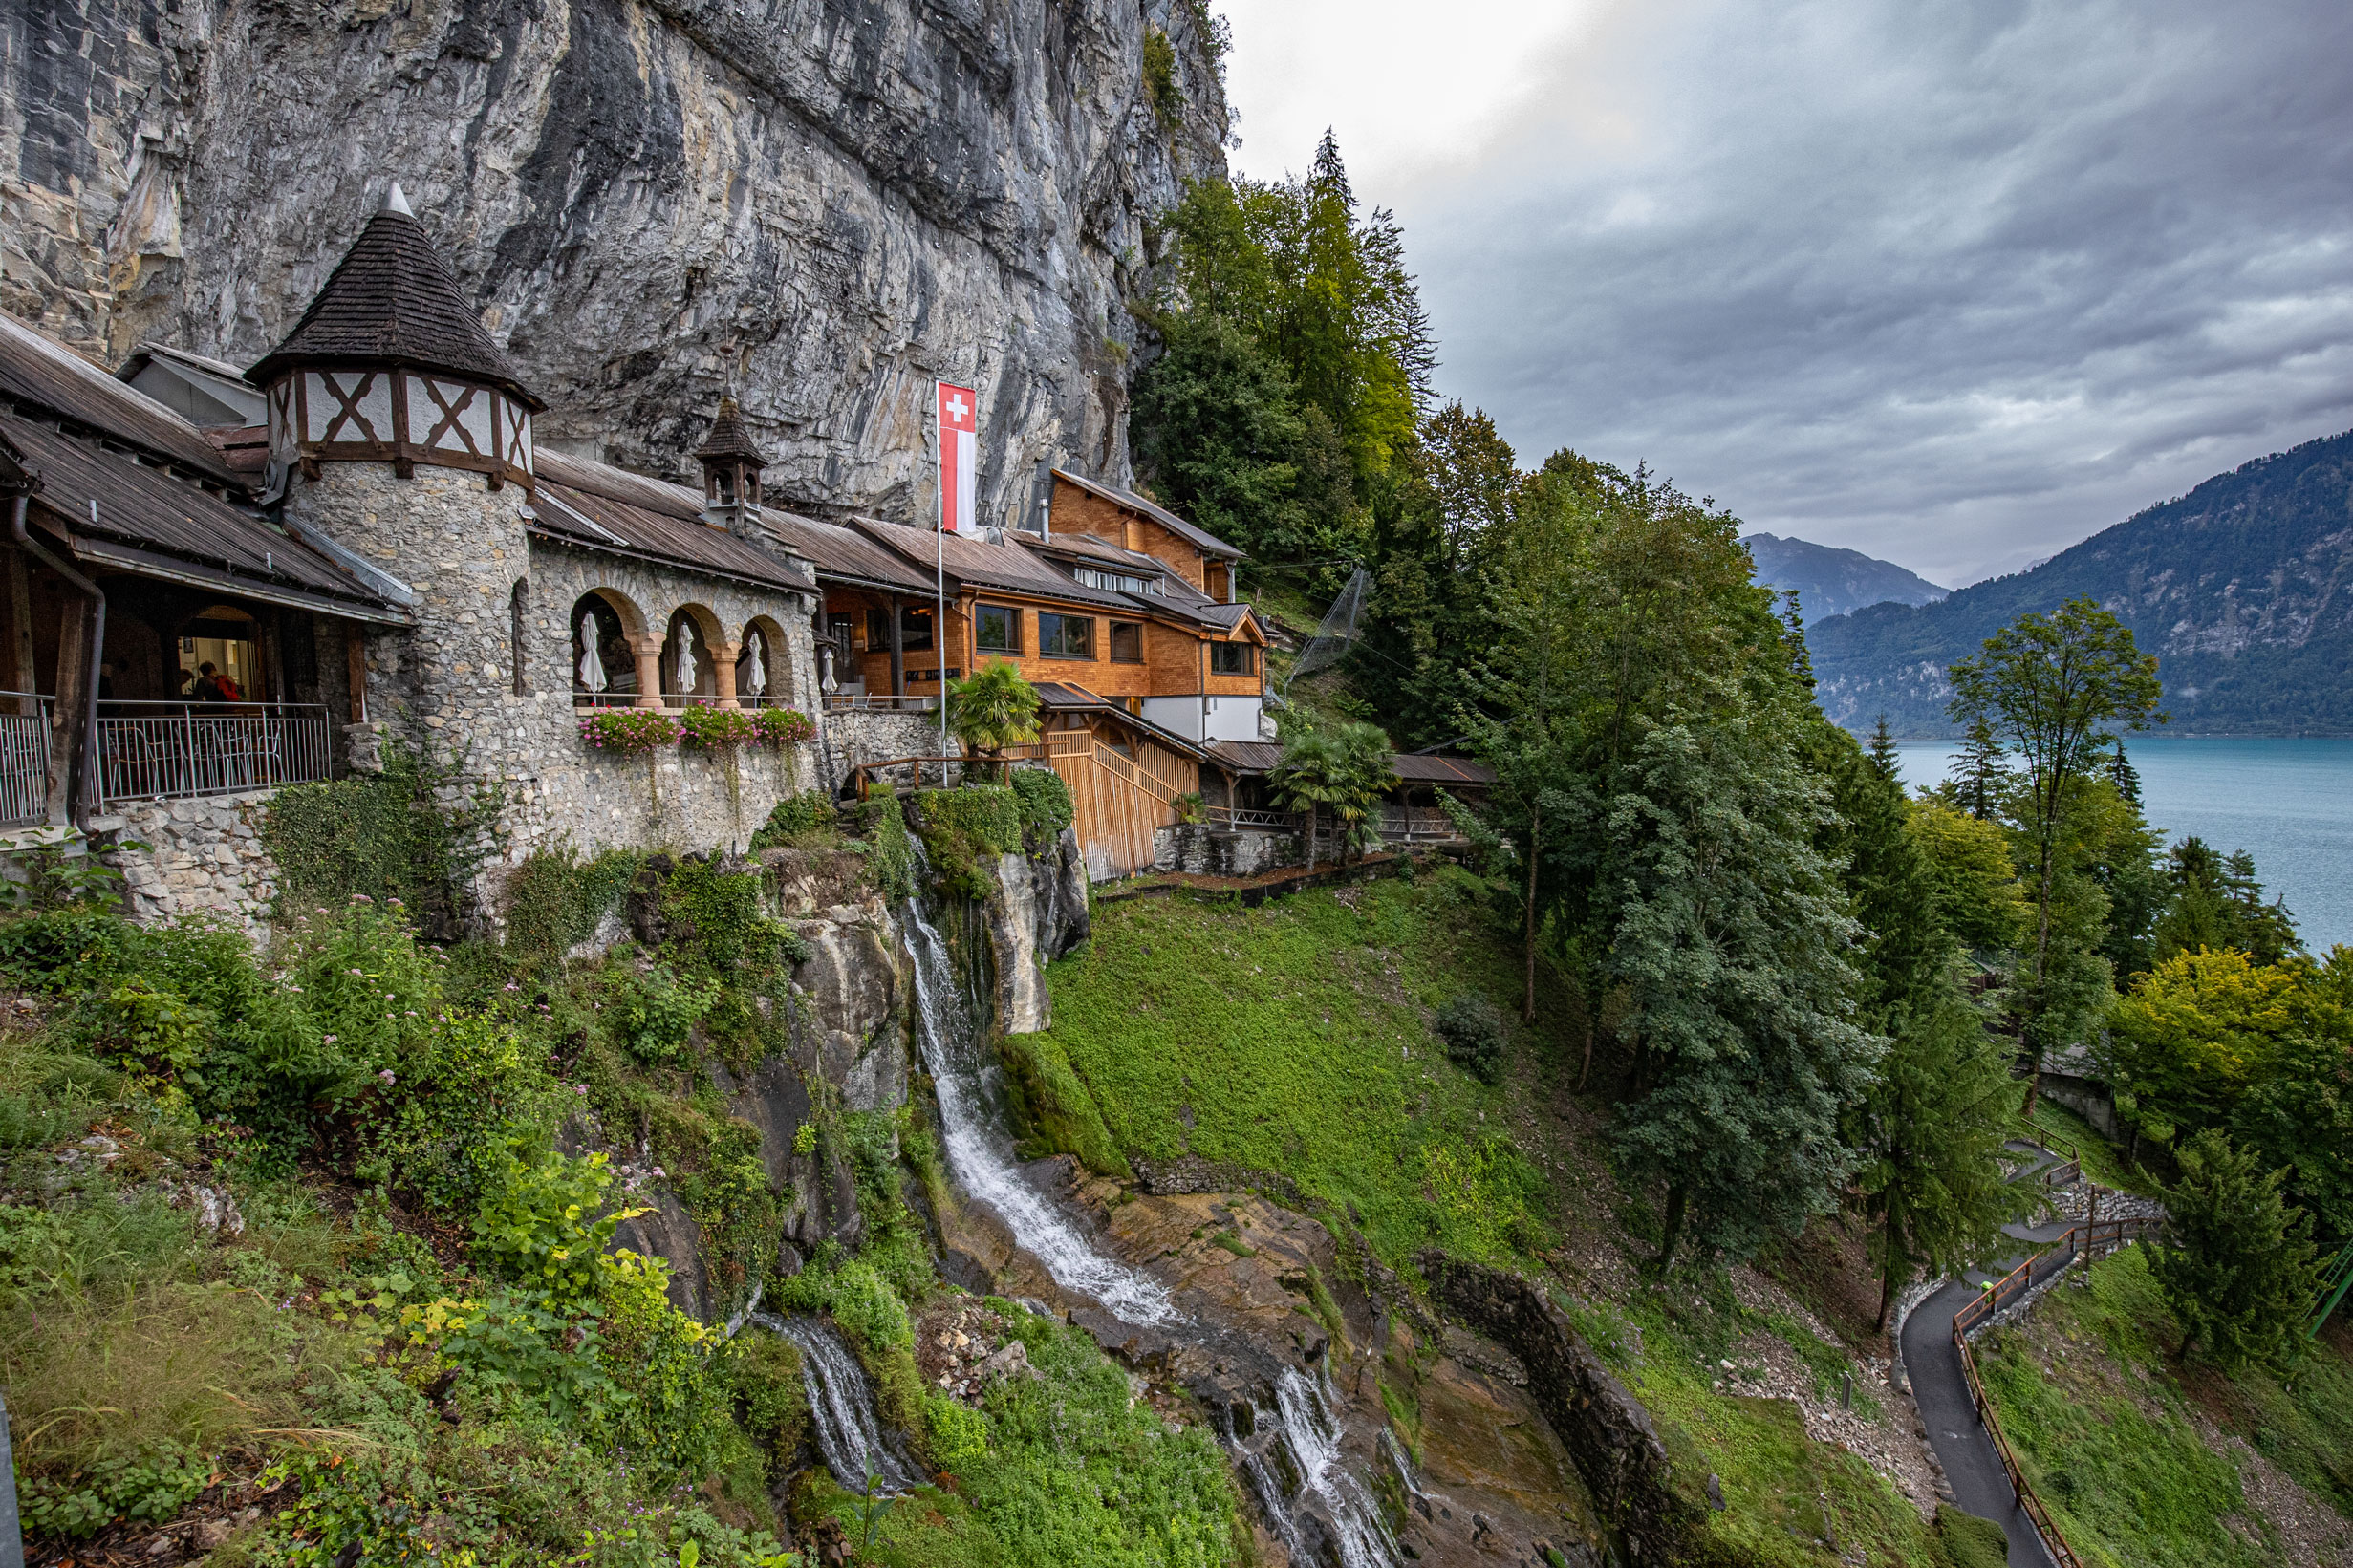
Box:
(1952, 715), (2009, 821)
(2149, 1129), (2322, 1371)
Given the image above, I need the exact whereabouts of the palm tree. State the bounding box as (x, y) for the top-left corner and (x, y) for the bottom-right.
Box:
(946, 659), (1042, 781)
(1271, 721), (1392, 870)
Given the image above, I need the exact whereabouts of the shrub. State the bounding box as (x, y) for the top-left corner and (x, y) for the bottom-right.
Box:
(661, 855), (771, 970)
(752, 707), (816, 745)
(379, 1012), (557, 1215)
(679, 705), (758, 748)
(917, 785), (1022, 856)
(606, 961), (721, 1066)
(749, 790), (838, 851)
(470, 1145), (640, 1309)
(1432, 992), (1507, 1085)
(1011, 767), (1074, 839)
(578, 708), (680, 753)
(260, 741), (505, 926)
(853, 795), (917, 903)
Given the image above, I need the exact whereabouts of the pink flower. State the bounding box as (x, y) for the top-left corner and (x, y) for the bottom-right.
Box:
(575, 1085), (590, 1096)
(378, 1070), (397, 1085)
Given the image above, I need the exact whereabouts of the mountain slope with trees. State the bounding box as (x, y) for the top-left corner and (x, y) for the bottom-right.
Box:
(1804, 429), (2353, 735)
(1742, 532), (1949, 623)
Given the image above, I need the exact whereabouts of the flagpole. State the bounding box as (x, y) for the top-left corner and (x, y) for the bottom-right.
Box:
(935, 381), (949, 788)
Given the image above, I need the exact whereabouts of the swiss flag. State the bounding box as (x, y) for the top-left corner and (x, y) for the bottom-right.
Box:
(937, 381), (979, 533)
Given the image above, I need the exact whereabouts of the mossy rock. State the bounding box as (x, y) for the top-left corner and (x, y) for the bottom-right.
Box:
(1934, 1504), (2008, 1568)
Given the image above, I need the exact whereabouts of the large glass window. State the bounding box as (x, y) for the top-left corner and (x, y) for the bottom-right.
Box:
(867, 605), (934, 651)
(1038, 613), (1094, 659)
(1210, 641), (1255, 676)
(1109, 622), (1143, 663)
(975, 603), (1022, 654)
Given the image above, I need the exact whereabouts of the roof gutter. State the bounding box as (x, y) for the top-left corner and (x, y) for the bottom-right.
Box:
(10, 493), (102, 832)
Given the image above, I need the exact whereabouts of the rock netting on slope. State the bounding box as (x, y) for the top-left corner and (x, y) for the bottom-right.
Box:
(3, 0), (1228, 519)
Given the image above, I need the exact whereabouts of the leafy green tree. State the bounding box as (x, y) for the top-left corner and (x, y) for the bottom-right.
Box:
(1905, 798), (2029, 955)
(1129, 315), (1309, 562)
(2148, 1129), (2322, 1371)
(1605, 713), (1882, 1269)
(947, 660), (1042, 779)
(1947, 597), (2164, 1111)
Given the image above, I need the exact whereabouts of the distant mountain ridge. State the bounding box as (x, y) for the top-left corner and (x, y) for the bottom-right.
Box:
(1740, 532), (1949, 623)
(1805, 429), (2353, 736)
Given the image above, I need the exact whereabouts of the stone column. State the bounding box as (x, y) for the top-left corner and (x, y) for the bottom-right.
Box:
(629, 634), (663, 709)
(712, 642), (741, 708)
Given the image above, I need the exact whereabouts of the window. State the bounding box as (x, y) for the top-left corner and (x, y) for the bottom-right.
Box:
(1073, 566), (1164, 596)
(1210, 641), (1255, 676)
(1109, 621), (1142, 663)
(510, 579), (529, 694)
(867, 605), (934, 651)
(974, 603), (1022, 654)
(1038, 612), (1094, 659)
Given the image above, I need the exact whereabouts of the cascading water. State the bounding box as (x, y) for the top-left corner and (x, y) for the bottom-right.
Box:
(1271, 1365), (1405, 1568)
(901, 890), (1175, 1324)
(762, 1313), (918, 1492)
(899, 852), (1400, 1566)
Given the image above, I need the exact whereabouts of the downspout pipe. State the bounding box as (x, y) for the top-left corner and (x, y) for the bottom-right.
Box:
(10, 493), (106, 832)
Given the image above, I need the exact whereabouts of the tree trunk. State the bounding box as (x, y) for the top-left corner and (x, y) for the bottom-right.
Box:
(1522, 800), (1541, 1023)
(1876, 1208), (1901, 1332)
(2025, 826), (2056, 1118)
(1657, 1182), (1689, 1274)
(1305, 805), (1319, 872)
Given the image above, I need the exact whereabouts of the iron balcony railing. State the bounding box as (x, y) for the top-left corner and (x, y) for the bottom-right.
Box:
(95, 701), (333, 806)
(0, 694), (50, 827)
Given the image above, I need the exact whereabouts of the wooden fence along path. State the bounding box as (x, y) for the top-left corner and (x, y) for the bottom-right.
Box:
(1950, 1214), (2164, 1568)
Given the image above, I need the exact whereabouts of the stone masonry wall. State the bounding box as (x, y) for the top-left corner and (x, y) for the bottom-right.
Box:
(108, 788), (279, 935)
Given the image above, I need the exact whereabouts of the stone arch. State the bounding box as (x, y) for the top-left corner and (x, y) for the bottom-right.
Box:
(737, 614), (791, 705)
(660, 603), (728, 704)
(570, 588), (646, 704)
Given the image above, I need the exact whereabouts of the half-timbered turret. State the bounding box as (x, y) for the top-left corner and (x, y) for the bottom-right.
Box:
(248, 184), (541, 491)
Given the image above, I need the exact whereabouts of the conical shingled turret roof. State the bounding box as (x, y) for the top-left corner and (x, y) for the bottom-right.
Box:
(694, 396), (768, 465)
(248, 195), (544, 410)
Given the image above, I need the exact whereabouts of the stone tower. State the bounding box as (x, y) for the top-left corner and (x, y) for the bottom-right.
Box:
(248, 183), (558, 793)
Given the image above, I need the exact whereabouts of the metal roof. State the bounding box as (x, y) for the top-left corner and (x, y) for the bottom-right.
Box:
(248, 204), (543, 409)
(0, 312), (239, 483)
(763, 513), (935, 594)
(847, 517), (1138, 612)
(0, 410), (399, 618)
(531, 452), (814, 593)
(1051, 467), (1241, 560)
(1202, 741), (1496, 786)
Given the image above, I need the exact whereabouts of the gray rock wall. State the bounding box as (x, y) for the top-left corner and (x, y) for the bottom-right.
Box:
(105, 786), (279, 932)
(2, 0), (1229, 521)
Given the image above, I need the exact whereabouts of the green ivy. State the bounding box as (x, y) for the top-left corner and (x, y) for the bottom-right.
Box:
(748, 790), (838, 851)
(854, 794), (917, 903)
(260, 739), (507, 934)
(501, 848), (641, 970)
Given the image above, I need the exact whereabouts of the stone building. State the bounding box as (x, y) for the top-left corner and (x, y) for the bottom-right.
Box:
(0, 183), (1305, 913)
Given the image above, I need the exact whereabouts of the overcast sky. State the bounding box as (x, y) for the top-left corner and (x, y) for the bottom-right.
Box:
(1217, 0), (2353, 587)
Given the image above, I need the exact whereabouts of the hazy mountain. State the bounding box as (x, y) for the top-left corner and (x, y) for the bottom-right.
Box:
(1741, 532), (1949, 623)
(1806, 429), (2353, 736)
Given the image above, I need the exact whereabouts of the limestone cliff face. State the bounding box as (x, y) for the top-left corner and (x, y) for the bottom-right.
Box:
(1, 0), (1227, 519)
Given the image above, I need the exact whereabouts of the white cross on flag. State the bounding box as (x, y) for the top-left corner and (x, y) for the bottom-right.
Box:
(936, 381), (979, 534)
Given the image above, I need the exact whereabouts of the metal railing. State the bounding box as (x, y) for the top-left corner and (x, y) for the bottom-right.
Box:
(95, 701), (333, 805)
(0, 694), (51, 827)
(1951, 1212), (2164, 1568)
(823, 692), (939, 712)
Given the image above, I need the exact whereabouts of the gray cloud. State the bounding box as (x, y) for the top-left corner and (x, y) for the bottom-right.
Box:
(1369, 0), (2353, 584)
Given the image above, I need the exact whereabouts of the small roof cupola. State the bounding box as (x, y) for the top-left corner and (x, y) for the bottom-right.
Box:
(248, 183), (543, 491)
(694, 396), (768, 523)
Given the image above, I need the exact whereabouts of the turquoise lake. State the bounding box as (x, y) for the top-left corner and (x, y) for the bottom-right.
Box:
(1891, 738), (2353, 954)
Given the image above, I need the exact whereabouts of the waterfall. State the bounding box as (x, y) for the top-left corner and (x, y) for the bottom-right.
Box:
(1271, 1365), (1404, 1568)
(762, 1313), (918, 1493)
(899, 849), (1399, 1567)
(901, 891), (1175, 1324)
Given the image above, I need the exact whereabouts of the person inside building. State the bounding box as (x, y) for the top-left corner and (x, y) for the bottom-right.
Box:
(187, 660), (243, 702)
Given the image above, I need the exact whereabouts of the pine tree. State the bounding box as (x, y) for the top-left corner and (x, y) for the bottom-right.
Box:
(2109, 741), (2142, 805)
(2148, 1129), (2322, 1371)
(1953, 715), (2008, 821)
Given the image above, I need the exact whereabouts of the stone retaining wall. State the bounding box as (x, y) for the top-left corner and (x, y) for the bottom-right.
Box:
(1151, 822), (1302, 877)
(103, 790), (280, 935)
(1419, 1252), (1724, 1566)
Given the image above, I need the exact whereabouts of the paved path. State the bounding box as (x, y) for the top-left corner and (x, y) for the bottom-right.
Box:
(1898, 1141), (2082, 1568)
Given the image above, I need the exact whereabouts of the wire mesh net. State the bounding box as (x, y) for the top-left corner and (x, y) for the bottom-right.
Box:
(1284, 567), (1369, 692)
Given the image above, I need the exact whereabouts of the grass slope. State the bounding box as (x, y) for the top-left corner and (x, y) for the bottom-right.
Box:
(1976, 1243), (2353, 1568)
(1034, 870), (1971, 1566)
